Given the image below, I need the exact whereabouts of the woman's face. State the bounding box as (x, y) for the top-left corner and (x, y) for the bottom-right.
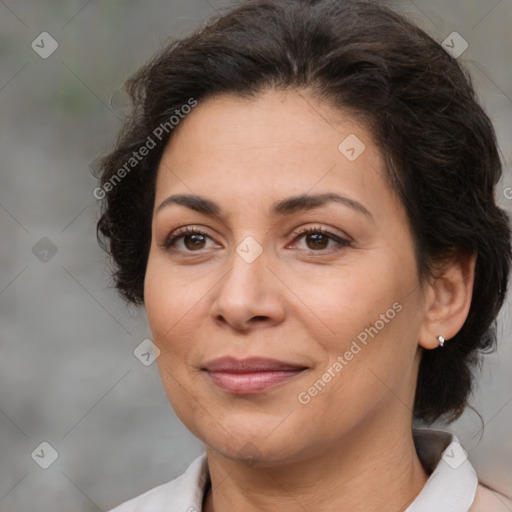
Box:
(144, 89), (429, 464)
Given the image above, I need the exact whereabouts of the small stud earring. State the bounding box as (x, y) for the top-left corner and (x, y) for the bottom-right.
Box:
(437, 335), (445, 347)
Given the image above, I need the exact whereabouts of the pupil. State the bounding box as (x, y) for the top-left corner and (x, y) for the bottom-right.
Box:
(186, 234), (205, 249)
(308, 233), (327, 249)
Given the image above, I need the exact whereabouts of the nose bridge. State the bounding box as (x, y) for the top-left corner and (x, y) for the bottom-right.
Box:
(211, 236), (284, 328)
(221, 239), (269, 304)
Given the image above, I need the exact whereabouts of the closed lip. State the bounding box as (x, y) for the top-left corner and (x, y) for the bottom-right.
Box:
(202, 356), (308, 373)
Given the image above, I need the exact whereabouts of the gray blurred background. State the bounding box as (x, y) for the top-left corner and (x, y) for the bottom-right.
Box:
(0, 1), (511, 511)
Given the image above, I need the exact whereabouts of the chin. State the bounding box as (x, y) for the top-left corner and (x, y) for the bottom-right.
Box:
(201, 418), (323, 469)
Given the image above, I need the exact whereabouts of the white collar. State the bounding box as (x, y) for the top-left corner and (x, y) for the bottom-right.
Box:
(405, 429), (478, 511)
(108, 429), (478, 511)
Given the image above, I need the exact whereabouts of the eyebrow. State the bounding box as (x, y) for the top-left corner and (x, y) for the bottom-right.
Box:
(156, 192), (373, 221)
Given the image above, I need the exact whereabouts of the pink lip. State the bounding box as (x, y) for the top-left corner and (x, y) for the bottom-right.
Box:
(202, 357), (308, 394)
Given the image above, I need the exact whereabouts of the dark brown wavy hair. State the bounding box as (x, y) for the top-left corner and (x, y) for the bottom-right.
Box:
(95, 0), (511, 424)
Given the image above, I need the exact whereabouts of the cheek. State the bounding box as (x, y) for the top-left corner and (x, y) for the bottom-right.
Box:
(144, 256), (174, 340)
(144, 255), (208, 418)
(298, 250), (418, 382)
(143, 250), (217, 394)
(293, 260), (396, 340)
(144, 250), (203, 339)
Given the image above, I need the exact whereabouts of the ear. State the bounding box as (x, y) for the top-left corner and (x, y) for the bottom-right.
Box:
(418, 249), (477, 350)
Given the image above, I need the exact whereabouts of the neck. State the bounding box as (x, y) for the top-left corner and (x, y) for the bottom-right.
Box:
(203, 417), (429, 512)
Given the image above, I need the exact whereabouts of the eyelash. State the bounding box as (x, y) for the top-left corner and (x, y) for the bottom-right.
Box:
(162, 226), (352, 254)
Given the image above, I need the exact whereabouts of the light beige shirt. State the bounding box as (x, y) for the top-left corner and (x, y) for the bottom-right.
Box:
(108, 429), (484, 511)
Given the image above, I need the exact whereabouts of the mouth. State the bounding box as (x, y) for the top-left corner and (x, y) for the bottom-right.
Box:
(201, 357), (309, 394)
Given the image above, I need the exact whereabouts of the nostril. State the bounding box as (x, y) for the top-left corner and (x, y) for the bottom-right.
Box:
(252, 315), (269, 322)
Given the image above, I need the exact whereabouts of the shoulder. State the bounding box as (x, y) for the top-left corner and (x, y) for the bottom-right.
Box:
(106, 452), (208, 512)
(470, 483), (512, 512)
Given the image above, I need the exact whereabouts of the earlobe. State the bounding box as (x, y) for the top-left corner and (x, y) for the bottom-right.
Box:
(418, 249), (477, 350)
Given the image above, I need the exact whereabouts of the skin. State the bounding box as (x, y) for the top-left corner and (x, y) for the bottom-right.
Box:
(143, 88), (477, 512)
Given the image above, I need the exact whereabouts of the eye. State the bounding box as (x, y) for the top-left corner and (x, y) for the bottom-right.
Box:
(289, 226), (352, 252)
(162, 227), (218, 252)
(161, 225), (352, 254)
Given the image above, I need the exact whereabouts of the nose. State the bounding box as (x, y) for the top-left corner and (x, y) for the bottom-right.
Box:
(210, 245), (286, 332)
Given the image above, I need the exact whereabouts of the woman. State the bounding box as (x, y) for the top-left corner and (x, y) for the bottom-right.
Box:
(96, 0), (512, 510)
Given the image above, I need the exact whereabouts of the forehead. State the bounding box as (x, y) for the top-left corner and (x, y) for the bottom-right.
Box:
(153, 89), (394, 219)
(160, 89), (370, 158)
